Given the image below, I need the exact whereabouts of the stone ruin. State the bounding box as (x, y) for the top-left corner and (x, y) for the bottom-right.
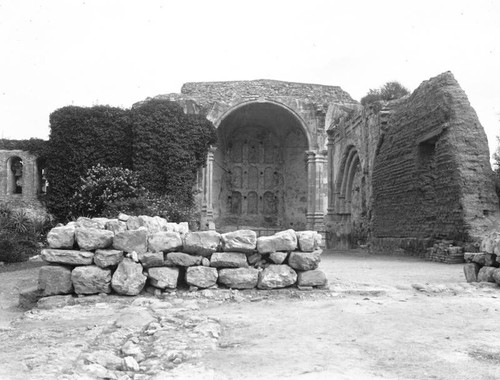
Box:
(3, 71), (498, 256)
(24, 215), (325, 306)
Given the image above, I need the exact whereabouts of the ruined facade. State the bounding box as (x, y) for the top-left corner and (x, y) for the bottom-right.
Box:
(3, 72), (498, 252)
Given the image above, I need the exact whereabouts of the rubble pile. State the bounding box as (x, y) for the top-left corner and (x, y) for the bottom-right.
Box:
(33, 215), (326, 301)
(463, 232), (500, 284)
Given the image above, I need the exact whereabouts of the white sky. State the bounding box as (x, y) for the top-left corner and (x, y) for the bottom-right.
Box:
(1, 0), (499, 156)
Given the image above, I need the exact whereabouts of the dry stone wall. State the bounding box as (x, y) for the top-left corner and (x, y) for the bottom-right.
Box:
(463, 232), (500, 284)
(35, 215), (326, 302)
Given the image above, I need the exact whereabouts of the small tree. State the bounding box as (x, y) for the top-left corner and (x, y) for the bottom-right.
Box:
(361, 81), (410, 106)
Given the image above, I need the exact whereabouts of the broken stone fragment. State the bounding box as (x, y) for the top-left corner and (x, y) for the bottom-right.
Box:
(257, 264), (297, 289)
(477, 266), (496, 283)
(218, 267), (259, 289)
(463, 263), (480, 282)
(165, 251), (202, 267)
(269, 251), (288, 264)
(75, 227), (114, 251)
(185, 266), (218, 288)
(297, 270), (327, 287)
(105, 219), (127, 234)
(138, 251), (164, 268)
(288, 250), (322, 271)
(111, 258), (147, 295)
(94, 249), (124, 268)
(210, 252), (248, 268)
(113, 228), (148, 254)
(221, 230), (257, 253)
(147, 267), (179, 289)
(76, 216), (104, 229)
(147, 231), (183, 253)
(256, 229), (297, 254)
(183, 231), (221, 256)
(38, 265), (73, 296)
(296, 231), (320, 252)
(71, 265), (112, 295)
(47, 226), (75, 249)
(41, 249), (94, 266)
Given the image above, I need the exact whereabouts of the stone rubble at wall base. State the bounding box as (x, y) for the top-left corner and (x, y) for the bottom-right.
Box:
(30, 215), (326, 306)
(463, 232), (500, 285)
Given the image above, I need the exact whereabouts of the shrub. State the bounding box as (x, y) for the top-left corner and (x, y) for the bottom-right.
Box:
(360, 81), (410, 107)
(70, 164), (146, 218)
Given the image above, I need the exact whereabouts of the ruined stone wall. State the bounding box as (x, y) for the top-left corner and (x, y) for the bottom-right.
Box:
(371, 72), (497, 245)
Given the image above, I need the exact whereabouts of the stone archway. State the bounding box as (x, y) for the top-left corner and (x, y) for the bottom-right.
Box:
(210, 101), (311, 232)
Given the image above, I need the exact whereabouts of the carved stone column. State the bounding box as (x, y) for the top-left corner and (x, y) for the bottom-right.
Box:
(313, 151), (328, 232)
(305, 151), (316, 230)
(201, 146), (216, 230)
(326, 133), (335, 220)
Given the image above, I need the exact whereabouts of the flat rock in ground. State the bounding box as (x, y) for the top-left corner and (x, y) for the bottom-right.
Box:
(186, 266), (218, 288)
(138, 251), (164, 268)
(295, 231), (320, 252)
(41, 249), (94, 266)
(221, 230), (257, 253)
(147, 231), (183, 252)
(71, 265), (112, 294)
(210, 252), (248, 268)
(288, 250), (322, 271)
(37, 294), (75, 309)
(111, 258), (147, 295)
(94, 249), (123, 268)
(269, 251), (288, 264)
(165, 252), (202, 267)
(75, 227), (114, 251)
(257, 264), (297, 289)
(463, 263), (480, 282)
(477, 266), (497, 283)
(147, 267), (179, 289)
(218, 268), (259, 289)
(113, 228), (148, 254)
(38, 265), (73, 296)
(257, 229), (297, 254)
(297, 270), (327, 287)
(47, 226), (75, 249)
(183, 231), (221, 256)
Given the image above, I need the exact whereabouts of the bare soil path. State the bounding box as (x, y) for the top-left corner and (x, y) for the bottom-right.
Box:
(1, 251), (500, 379)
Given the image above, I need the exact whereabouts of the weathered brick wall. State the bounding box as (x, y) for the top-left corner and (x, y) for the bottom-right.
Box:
(371, 72), (497, 242)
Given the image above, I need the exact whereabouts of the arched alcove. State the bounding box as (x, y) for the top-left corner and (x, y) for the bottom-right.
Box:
(7, 156), (23, 195)
(213, 101), (310, 230)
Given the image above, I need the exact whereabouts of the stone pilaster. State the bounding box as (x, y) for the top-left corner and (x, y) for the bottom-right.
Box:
(200, 146), (216, 230)
(305, 151), (316, 230)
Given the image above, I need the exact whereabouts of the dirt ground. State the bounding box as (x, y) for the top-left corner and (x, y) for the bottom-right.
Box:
(1, 250), (500, 379)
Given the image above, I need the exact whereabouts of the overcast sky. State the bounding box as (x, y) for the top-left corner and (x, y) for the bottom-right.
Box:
(1, 0), (499, 156)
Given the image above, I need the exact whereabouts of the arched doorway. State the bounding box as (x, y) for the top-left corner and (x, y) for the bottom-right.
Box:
(213, 101), (310, 231)
(7, 156), (23, 195)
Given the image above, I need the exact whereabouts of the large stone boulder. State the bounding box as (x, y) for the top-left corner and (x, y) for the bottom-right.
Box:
(75, 228), (114, 251)
(166, 222), (189, 235)
(138, 252), (164, 268)
(147, 231), (183, 253)
(492, 268), (500, 285)
(111, 258), (147, 295)
(126, 216), (146, 230)
(71, 266), (112, 294)
(38, 265), (73, 296)
(256, 229), (297, 254)
(464, 252), (498, 267)
(41, 249), (94, 266)
(183, 231), (221, 256)
(94, 249), (124, 268)
(221, 230), (257, 253)
(185, 266), (218, 288)
(147, 267), (179, 289)
(463, 263), (480, 282)
(210, 252), (248, 268)
(258, 265), (297, 289)
(295, 231), (320, 252)
(477, 266), (496, 283)
(165, 252), (202, 267)
(113, 228), (148, 254)
(76, 217), (104, 229)
(297, 270), (327, 287)
(47, 226), (75, 249)
(105, 219), (127, 234)
(218, 268), (259, 289)
(138, 215), (163, 234)
(288, 250), (322, 271)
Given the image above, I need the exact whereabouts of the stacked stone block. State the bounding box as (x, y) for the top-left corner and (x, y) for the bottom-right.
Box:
(463, 232), (500, 284)
(426, 240), (465, 264)
(37, 216), (327, 300)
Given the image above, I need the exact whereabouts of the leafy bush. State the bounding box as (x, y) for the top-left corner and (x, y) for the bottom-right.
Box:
(360, 81), (410, 107)
(71, 164), (146, 218)
(0, 203), (51, 263)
